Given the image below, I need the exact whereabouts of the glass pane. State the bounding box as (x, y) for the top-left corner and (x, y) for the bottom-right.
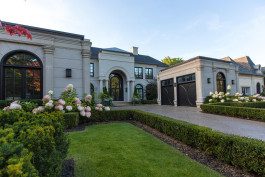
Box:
(5, 68), (13, 78)
(5, 78), (13, 99)
(5, 53), (41, 67)
(14, 69), (22, 99)
(26, 69), (41, 99)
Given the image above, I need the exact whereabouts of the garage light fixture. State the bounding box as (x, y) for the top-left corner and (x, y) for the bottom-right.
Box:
(231, 80), (235, 85)
(207, 78), (211, 83)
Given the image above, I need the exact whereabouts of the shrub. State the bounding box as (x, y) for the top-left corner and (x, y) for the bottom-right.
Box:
(0, 128), (38, 176)
(200, 104), (265, 122)
(141, 99), (157, 104)
(87, 110), (265, 176)
(145, 82), (157, 100)
(64, 112), (79, 129)
(212, 101), (265, 108)
(0, 99), (42, 109)
(0, 111), (68, 177)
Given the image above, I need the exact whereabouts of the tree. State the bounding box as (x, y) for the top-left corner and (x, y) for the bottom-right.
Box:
(162, 56), (183, 66)
(145, 82), (157, 100)
(0, 21), (32, 39)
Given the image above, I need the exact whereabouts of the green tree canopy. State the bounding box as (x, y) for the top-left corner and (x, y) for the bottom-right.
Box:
(162, 56), (183, 66)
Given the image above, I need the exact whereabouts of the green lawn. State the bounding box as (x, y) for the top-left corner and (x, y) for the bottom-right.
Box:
(67, 123), (223, 177)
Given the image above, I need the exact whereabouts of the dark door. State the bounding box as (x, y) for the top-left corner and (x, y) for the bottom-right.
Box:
(161, 78), (174, 105)
(177, 82), (196, 106)
(109, 73), (123, 101)
(177, 74), (196, 107)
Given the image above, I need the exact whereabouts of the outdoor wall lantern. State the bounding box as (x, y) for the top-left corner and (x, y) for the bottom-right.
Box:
(207, 78), (211, 84)
(66, 69), (72, 78)
(231, 80), (235, 85)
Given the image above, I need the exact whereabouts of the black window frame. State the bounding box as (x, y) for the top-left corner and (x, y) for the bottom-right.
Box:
(145, 68), (153, 79)
(90, 63), (94, 77)
(134, 67), (143, 79)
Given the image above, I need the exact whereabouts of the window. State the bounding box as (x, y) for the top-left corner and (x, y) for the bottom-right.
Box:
(216, 72), (226, 92)
(135, 84), (144, 100)
(1, 51), (43, 100)
(90, 63), (94, 77)
(257, 82), (261, 94)
(177, 74), (195, 84)
(242, 87), (250, 96)
(145, 68), (153, 79)
(134, 67), (143, 79)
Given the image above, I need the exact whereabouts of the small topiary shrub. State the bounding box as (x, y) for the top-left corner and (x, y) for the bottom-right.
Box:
(64, 112), (79, 129)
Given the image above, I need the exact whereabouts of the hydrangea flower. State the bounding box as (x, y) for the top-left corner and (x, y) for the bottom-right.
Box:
(66, 105), (73, 111)
(48, 90), (53, 95)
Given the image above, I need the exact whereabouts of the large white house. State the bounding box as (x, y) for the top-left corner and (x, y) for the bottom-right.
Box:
(157, 56), (264, 107)
(0, 22), (166, 101)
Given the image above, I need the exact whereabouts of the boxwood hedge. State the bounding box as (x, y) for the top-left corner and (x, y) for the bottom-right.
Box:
(200, 104), (265, 122)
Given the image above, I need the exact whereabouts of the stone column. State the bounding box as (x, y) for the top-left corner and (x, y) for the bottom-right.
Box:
(127, 80), (130, 102)
(157, 76), (161, 105)
(195, 65), (204, 107)
(173, 80), (177, 106)
(131, 80), (135, 99)
(43, 45), (55, 95)
(81, 39), (92, 95)
(99, 79), (103, 93)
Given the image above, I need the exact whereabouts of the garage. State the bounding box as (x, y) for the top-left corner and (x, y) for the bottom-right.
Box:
(161, 78), (174, 105)
(177, 74), (196, 106)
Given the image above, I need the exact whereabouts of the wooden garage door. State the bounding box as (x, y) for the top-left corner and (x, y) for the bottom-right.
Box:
(177, 74), (196, 107)
(161, 78), (174, 105)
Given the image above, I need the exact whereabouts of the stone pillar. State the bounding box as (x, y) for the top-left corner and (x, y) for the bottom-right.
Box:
(157, 76), (161, 105)
(43, 45), (55, 95)
(195, 66), (204, 107)
(127, 80), (130, 102)
(173, 80), (177, 106)
(81, 39), (92, 95)
(131, 80), (135, 99)
(99, 79), (103, 93)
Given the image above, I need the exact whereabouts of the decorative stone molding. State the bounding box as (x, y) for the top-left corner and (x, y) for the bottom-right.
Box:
(43, 45), (55, 54)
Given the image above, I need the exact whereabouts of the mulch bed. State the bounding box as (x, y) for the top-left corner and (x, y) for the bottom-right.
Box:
(65, 121), (258, 177)
(61, 158), (75, 177)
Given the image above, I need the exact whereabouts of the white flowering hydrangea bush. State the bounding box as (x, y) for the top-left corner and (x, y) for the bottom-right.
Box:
(2, 84), (110, 119)
(207, 85), (265, 104)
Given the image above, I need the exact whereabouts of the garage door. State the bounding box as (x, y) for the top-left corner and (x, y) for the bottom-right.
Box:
(177, 74), (196, 106)
(161, 78), (174, 105)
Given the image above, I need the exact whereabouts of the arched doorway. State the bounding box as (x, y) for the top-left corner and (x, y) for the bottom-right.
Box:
(257, 82), (261, 94)
(216, 72), (226, 93)
(1, 51), (43, 100)
(109, 71), (124, 101)
(135, 84), (144, 100)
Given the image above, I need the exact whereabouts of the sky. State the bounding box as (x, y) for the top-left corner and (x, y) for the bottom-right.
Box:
(1, 0), (265, 65)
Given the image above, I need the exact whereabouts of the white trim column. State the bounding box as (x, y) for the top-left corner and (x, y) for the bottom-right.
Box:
(127, 80), (130, 102)
(43, 45), (54, 95)
(196, 65), (204, 107)
(131, 80), (135, 99)
(105, 79), (109, 91)
(173, 80), (177, 106)
(81, 39), (92, 94)
(157, 76), (161, 105)
(99, 79), (103, 93)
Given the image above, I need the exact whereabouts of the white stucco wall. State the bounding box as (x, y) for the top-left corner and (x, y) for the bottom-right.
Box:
(238, 75), (264, 95)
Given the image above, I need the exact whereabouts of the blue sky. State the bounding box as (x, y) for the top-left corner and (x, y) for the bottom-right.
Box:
(1, 0), (265, 65)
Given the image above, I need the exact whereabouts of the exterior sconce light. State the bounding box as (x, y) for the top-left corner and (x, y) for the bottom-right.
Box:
(231, 80), (235, 85)
(66, 69), (72, 78)
(207, 78), (211, 84)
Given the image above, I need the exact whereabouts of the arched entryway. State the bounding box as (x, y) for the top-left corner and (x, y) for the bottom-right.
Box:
(109, 70), (124, 101)
(216, 72), (226, 93)
(257, 82), (261, 94)
(0, 51), (43, 100)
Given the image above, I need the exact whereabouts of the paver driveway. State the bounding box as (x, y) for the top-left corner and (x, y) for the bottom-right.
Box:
(113, 105), (265, 141)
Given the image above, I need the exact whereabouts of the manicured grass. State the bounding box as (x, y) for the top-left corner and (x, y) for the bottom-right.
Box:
(67, 123), (223, 177)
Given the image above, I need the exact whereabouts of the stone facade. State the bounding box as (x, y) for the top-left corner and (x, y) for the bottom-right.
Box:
(0, 22), (166, 101)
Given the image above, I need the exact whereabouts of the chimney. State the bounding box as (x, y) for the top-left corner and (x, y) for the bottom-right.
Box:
(132, 46), (138, 55)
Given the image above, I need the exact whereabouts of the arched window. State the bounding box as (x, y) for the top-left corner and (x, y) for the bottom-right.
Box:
(135, 84), (144, 100)
(216, 72), (226, 93)
(257, 82), (261, 94)
(1, 51), (43, 100)
(90, 83), (95, 94)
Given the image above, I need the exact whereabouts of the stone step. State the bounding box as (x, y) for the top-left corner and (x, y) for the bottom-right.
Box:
(112, 101), (131, 107)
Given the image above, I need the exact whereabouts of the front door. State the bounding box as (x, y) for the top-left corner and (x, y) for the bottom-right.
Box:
(109, 73), (123, 101)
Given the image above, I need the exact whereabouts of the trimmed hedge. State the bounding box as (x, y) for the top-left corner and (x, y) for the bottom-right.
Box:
(0, 110), (68, 177)
(0, 99), (42, 109)
(200, 104), (265, 122)
(84, 110), (265, 176)
(212, 101), (265, 108)
(64, 112), (79, 129)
